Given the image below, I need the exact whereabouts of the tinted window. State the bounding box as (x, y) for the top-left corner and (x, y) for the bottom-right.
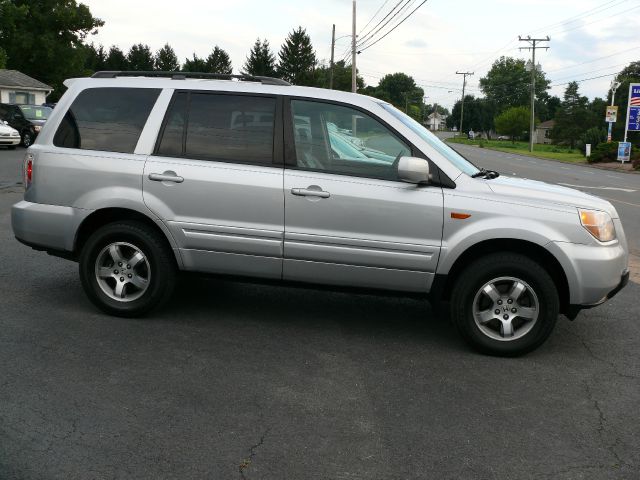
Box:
(290, 100), (410, 180)
(157, 92), (187, 157)
(54, 87), (160, 153)
(184, 93), (275, 164)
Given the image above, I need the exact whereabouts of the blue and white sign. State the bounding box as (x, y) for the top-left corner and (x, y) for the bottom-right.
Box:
(618, 142), (631, 163)
(627, 84), (640, 132)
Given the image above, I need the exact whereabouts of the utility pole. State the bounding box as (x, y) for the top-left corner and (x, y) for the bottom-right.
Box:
(329, 24), (336, 90)
(456, 71), (473, 137)
(607, 77), (620, 142)
(351, 0), (357, 93)
(519, 35), (550, 152)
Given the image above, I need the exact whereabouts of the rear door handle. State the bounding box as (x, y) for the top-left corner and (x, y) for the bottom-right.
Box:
(291, 188), (330, 198)
(149, 172), (184, 183)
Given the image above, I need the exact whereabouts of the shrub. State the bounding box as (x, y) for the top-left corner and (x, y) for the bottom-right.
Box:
(580, 127), (607, 154)
(588, 142), (618, 163)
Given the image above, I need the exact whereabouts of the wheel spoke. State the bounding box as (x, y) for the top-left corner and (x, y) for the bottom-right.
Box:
(109, 245), (124, 264)
(477, 309), (495, 324)
(517, 306), (536, 320)
(128, 251), (145, 268)
(114, 281), (126, 298)
(128, 275), (148, 290)
(509, 281), (526, 301)
(483, 283), (501, 303)
(501, 320), (514, 337)
(97, 267), (114, 278)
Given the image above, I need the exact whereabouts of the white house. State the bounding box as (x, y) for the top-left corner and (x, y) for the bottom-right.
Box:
(0, 70), (52, 105)
(534, 119), (554, 144)
(426, 111), (448, 131)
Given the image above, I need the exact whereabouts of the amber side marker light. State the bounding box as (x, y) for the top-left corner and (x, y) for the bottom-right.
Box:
(451, 212), (471, 220)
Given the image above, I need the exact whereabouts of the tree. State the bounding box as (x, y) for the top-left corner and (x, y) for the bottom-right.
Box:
(105, 46), (128, 70)
(447, 95), (493, 134)
(479, 56), (550, 114)
(83, 43), (106, 73)
(372, 72), (423, 110)
(0, 0), (103, 99)
(277, 26), (317, 85)
(127, 43), (154, 71)
(0, 47), (7, 69)
(552, 81), (591, 148)
(182, 54), (207, 72)
(154, 43), (179, 71)
(494, 106), (531, 141)
(611, 61), (640, 143)
(206, 46), (232, 74)
(243, 38), (277, 77)
(313, 60), (364, 92)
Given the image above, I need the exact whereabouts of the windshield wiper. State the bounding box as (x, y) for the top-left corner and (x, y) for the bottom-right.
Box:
(471, 168), (500, 179)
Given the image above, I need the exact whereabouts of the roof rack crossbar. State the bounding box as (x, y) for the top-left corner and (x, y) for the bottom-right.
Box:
(91, 71), (291, 86)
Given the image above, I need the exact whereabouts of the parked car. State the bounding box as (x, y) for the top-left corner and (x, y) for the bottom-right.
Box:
(0, 103), (52, 147)
(497, 135), (510, 141)
(11, 72), (629, 356)
(468, 130), (476, 140)
(0, 120), (21, 149)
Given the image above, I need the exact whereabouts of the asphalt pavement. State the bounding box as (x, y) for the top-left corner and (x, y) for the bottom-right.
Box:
(1, 146), (639, 479)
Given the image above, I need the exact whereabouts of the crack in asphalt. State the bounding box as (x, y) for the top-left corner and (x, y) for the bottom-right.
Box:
(238, 428), (270, 480)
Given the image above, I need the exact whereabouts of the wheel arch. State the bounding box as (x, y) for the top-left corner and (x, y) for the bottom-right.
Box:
(435, 238), (570, 315)
(73, 207), (183, 268)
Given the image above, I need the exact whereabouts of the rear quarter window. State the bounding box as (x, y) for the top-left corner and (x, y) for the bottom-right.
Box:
(53, 87), (160, 153)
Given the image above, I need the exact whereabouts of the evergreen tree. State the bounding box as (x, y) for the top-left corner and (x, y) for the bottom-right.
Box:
(83, 43), (106, 73)
(154, 43), (179, 71)
(206, 46), (232, 74)
(182, 54), (208, 72)
(105, 46), (128, 70)
(0, 47), (8, 69)
(127, 43), (154, 71)
(243, 38), (276, 77)
(610, 61), (640, 143)
(277, 27), (317, 85)
(552, 82), (591, 148)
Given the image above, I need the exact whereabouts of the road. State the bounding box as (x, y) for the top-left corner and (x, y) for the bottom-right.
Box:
(1, 146), (639, 479)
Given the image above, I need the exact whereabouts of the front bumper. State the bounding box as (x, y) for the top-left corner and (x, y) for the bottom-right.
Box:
(567, 269), (629, 319)
(0, 136), (20, 146)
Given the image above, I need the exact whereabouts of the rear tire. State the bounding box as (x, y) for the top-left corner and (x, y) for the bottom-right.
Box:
(450, 253), (559, 356)
(79, 221), (176, 317)
(21, 131), (33, 147)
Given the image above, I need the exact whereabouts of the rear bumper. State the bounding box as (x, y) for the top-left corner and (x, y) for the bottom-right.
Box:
(11, 200), (88, 253)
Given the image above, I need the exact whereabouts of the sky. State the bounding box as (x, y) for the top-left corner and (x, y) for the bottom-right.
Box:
(81, 0), (640, 110)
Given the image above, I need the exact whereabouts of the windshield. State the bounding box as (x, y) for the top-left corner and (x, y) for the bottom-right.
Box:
(380, 103), (479, 176)
(18, 105), (52, 121)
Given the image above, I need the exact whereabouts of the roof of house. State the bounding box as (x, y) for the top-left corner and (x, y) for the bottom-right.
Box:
(427, 112), (448, 120)
(0, 70), (52, 91)
(537, 119), (555, 129)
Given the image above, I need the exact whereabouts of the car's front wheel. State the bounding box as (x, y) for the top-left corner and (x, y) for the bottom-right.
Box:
(450, 253), (559, 356)
(79, 221), (176, 317)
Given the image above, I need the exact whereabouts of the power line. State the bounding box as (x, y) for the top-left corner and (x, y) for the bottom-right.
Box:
(357, 0), (415, 49)
(530, 0), (627, 34)
(358, 0), (391, 36)
(356, 0), (407, 46)
(550, 72), (618, 87)
(545, 45), (640, 73)
(358, 0), (429, 53)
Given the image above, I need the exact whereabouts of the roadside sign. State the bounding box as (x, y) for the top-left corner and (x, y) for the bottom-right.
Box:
(624, 83), (640, 141)
(606, 106), (618, 123)
(585, 143), (591, 157)
(617, 141), (631, 163)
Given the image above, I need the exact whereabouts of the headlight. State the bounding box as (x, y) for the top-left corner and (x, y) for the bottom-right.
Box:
(579, 208), (616, 242)
(34, 125), (42, 132)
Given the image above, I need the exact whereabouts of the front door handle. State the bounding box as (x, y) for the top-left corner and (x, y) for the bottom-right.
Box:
(149, 172), (184, 183)
(291, 187), (330, 198)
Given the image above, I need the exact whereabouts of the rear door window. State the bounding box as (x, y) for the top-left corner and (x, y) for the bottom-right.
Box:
(53, 87), (160, 153)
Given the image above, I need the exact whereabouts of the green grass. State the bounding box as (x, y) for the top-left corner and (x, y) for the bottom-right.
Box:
(447, 137), (587, 163)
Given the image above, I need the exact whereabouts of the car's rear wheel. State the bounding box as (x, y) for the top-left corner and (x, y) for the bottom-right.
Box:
(450, 253), (559, 356)
(79, 221), (176, 317)
(21, 131), (33, 147)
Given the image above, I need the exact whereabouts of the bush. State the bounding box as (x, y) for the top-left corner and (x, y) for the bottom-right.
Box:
(580, 127), (607, 155)
(631, 153), (640, 170)
(588, 141), (618, 163)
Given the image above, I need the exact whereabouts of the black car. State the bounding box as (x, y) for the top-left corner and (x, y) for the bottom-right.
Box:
(0, 103), (52, 147)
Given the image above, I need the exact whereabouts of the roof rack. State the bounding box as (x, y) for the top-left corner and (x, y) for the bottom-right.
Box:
(91, 71), (291, 86)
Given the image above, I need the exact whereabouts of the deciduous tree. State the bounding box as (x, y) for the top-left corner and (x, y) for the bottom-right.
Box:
(313, 60), (364, 92)
(494, 106), (531, 141)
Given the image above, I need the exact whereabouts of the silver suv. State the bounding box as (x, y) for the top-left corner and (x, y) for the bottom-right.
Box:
(11, 71), (629, 356)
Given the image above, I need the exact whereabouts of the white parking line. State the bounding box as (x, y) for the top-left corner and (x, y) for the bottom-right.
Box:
(560, 167), (570, 170)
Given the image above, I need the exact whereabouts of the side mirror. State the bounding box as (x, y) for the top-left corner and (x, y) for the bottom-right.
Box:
(398, 156), (430, 184)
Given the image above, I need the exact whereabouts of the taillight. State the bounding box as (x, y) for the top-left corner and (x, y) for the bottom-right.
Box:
(24, 153), (34, 190)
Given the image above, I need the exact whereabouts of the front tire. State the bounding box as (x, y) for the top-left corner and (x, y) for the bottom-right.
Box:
(21, 131), (33, 147)
(79, 221), (176, 317)
(450, 253), (559, 356)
